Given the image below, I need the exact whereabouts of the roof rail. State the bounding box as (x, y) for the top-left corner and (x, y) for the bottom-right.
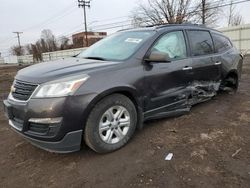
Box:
(117, 23), (212, 32)
(145, 23), (170, 28)
(155, 23), (207, 29)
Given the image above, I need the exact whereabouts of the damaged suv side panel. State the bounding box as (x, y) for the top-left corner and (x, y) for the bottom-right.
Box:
(143, 28), (241, 120)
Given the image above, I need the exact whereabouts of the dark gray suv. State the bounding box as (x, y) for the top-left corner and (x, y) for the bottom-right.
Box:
(3, 24), (243, 153)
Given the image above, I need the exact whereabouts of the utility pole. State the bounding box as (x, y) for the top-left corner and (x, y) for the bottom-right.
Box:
(78, 0), (91, 47)
(202, 0), (206, 24)
(13, 31), (23, 48)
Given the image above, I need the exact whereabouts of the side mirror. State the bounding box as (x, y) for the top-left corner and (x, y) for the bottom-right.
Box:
(145, 51), (171, 63)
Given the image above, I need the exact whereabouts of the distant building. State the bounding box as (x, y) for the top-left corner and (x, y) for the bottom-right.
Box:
(72, 31), (107, 48)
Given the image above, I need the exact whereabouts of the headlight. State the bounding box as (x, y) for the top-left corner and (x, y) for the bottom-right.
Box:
(33, 75), (89, 98)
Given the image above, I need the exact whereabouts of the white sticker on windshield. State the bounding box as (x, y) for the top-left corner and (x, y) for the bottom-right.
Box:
(125, 38), (143, 43)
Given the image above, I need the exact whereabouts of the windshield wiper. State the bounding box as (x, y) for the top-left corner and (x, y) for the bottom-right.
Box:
(84, 56), (107, 61)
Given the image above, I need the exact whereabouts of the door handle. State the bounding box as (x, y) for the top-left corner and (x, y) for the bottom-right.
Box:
(214, 61), (222, 65)
(182, 66), (193, 71)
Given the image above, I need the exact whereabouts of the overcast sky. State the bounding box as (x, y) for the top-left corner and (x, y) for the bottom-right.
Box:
(0, 0), (250, 56)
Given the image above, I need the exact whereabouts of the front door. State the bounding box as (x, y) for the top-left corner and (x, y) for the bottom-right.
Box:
(143, 30), (193, 118)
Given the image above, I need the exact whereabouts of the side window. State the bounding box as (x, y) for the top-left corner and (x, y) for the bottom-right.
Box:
(151, 31), (187, 60)
(212, 33), (232, 53)
(188, 30), (214, 56)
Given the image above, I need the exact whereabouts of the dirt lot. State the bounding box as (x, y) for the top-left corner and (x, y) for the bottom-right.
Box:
(0, 58), (250, 188)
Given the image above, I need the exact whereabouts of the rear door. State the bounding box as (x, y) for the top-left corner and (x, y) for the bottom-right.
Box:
(211, 32), (236, 78)
(186, 30), (221, 82)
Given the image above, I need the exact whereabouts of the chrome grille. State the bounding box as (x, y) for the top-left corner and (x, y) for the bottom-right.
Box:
(11, 80), (38, 101)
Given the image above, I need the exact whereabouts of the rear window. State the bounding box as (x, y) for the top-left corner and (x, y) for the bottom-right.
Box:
(187, 30), (214, 56)
(212, 33), (232, 53)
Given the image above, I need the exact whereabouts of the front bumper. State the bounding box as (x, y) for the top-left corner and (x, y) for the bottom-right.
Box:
(10, 120), (82, 153)
(3, 93), (97, 153)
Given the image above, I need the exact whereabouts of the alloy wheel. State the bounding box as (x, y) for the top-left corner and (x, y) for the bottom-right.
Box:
(99, 105), (131, 144)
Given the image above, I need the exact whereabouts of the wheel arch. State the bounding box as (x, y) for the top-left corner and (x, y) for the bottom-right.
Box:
(82, 86), (144, 131)
(222, 69), (239, 89)
(225, 69), (239, 80)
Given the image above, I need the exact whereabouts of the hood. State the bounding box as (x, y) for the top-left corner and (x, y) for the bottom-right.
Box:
(16, 58), (120, 84)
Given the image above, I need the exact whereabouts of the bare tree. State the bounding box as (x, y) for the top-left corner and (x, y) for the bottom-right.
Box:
(32, 43), (42, 62)
(25, 42), (43, 62)
(194, 0), (225, 25)
(23, 29), (59, 62)
(131, 0), (197, 27)
(58, 36), (72, 50)
(228, 0), (234, 26)
(231, 14), (243, 26)
(24, 30), (75, 62)
(131, 0), (225, 27)
(227, 0), (243, 26)
(11, 45), (24, 56)
(25, 44), (33, 54)
(41, 29), (58, 52)
(40, 38), (48, 53)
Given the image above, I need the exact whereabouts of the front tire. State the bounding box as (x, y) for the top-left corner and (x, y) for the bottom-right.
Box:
(84, 94), (137, 153)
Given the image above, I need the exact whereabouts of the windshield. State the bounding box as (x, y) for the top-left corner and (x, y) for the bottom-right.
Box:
(77, 31), (155, 61)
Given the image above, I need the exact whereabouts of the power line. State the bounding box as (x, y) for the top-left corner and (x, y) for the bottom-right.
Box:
(0, 0), (213, 46)
(48, 0), (234, 36)
(0, 38), (16, 47)
(93, 16), (130, 23)
(3, 0), (250, 53)
(88, 19), (133, 29)
(88, 0), (232, 28)
(57, 19), (133, 38)
(60, 0), (247, 36)
(57, 20), (132, 38)
(0, 2), (77, 44)
(0, 0), (243, 47)
(25, 7), (78, 32)
(22, 2), (77, 32)
(92, 0), (250, 29)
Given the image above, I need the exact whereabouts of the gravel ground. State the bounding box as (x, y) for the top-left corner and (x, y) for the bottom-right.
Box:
(0, 58), (250, 188)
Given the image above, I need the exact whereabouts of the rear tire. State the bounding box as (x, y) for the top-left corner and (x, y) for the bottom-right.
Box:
(220, 74), (239, 92)
(84, 94), (137, 153)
